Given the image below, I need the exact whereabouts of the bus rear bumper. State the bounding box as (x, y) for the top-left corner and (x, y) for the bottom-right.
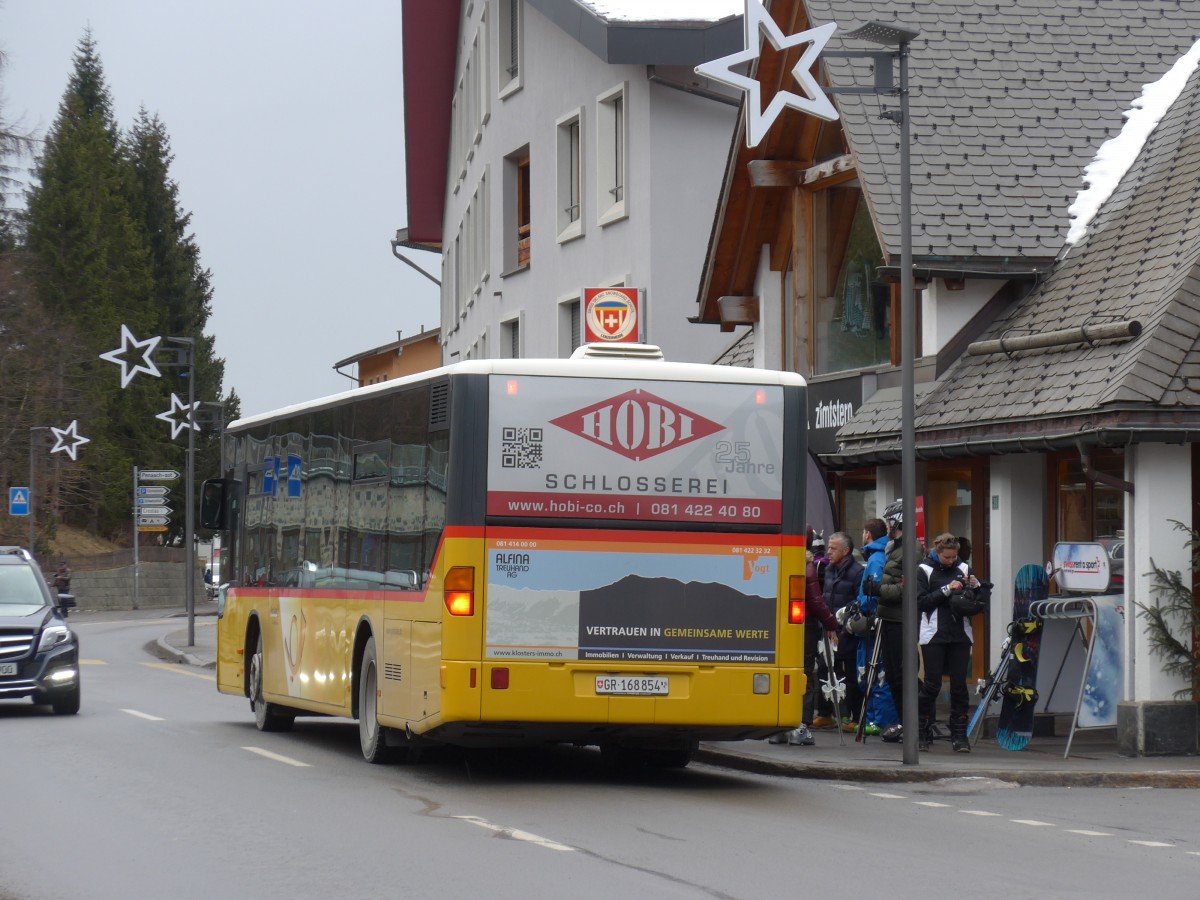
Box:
(418, 661), (805, 746)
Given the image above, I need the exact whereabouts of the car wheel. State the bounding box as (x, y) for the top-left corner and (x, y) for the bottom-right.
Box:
(52, 684), (81, 716)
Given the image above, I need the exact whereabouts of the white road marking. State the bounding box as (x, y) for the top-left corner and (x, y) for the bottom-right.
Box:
(832, 784), (864, 791)
(1186, 851), (1200, 857)
(1128, 840), (1175, 848)
(1067, 830), (1111, 837)
(913, 801), (952, 808)
(242, 746), (311, 767)
(142, 661), (215, 682)
(452, 815), (574, 852)
(121, 708), (164, 721)
(960, 810), (1002, 817)
(869, 792), (906, 799)
(1011, 819), (1054, 827)
(80, 659), (108, 665)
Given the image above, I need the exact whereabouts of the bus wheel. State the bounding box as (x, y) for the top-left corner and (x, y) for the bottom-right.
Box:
(358, 636), (396, 764)
(644, 747), (692, 769)
(251, 632), (294, 733)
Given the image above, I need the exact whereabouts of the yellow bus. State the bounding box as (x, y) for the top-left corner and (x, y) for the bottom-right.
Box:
(201, 345), (808, 766)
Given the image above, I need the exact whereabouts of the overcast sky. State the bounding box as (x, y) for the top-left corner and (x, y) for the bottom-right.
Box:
(1, 0), (441, 418)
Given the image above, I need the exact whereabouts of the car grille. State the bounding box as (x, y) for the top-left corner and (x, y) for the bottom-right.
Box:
(0, 627), (36, 662)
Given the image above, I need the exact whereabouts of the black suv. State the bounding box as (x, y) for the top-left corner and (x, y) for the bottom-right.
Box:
(0, 547), (80, 714)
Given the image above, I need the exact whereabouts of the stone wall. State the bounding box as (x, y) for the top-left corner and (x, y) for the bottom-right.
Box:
(68, 561), (205, 611)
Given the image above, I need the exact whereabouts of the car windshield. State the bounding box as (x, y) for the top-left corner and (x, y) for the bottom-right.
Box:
(0, 564), (49, 610)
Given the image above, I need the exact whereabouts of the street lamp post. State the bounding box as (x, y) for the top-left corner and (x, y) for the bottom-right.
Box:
(28, 426), (50, 556)
(836, 21), (920, 765)
(165, 336), (197, 646)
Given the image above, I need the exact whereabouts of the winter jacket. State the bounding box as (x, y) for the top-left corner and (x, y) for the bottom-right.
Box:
(806, 560), (839, 634)
(823, 555), (863, 659)
(916, 552), (976, 645)
(875, 537), (905, 623)
(856, 535), (890, 615)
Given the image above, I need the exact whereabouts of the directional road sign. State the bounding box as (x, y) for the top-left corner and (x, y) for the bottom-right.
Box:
(9, 487), (30, 517)
(139, 470), (179, 481)
(136, 505), (171, 516)
(135, 496), (172, 506)
(138, 525), (169, 533)
(137, 515), (170, 526)
(137, 486), (170, 497)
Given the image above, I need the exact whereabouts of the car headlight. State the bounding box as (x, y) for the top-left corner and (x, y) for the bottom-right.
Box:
(38, 624), (72, 653)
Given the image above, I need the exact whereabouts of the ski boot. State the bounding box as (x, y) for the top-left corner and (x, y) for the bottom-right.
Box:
(950, 715), (971, 752)
(918, 715), (933, 751)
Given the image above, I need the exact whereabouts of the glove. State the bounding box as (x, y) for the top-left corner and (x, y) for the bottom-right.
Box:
(862, 578), (881, 597)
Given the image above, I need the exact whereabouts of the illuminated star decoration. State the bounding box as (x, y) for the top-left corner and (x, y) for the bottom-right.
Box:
(49, 420), (91, 462)
(99, 324), (163, 389)
(156, 393), (201, 440)
(694, 0), (838, 147)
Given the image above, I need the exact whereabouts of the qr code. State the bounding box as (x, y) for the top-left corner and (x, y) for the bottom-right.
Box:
(501, 427), (543, 468)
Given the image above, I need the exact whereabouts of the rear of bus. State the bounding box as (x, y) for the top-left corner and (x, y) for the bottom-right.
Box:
(433, 356), (808, 760)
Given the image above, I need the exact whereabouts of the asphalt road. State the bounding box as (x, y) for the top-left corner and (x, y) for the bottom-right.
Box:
(1, 612), (1197, 900)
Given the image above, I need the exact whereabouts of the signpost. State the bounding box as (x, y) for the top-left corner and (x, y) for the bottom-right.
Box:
(9, 487), (30, 517)
(139, 470), (179, 481)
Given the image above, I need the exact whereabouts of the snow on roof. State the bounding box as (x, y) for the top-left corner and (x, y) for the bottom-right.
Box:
(1066, 36), (1200, 246)
(580, 0), (742, 23)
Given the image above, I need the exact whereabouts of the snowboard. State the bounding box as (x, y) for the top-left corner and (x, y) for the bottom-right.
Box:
(995, 564), (1047, 750)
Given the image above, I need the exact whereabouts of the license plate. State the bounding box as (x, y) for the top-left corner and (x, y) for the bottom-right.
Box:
(0, 662), (16, 677)
(595, 675), (668, 696)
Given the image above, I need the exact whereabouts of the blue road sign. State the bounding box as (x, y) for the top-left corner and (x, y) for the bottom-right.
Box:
(9, 487), (30, 517)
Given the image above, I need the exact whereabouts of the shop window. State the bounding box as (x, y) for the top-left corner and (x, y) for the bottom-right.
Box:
(812, 188), (891, 375)
(1054, 450), (1125, 543)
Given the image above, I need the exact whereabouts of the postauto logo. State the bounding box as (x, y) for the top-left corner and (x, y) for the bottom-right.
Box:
(549, 389), (725, 461)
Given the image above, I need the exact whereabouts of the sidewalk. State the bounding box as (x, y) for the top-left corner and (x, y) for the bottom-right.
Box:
(154, 618), (1200, 787)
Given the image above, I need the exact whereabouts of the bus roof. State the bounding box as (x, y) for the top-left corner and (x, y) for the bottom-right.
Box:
(227, 348), (806, 433)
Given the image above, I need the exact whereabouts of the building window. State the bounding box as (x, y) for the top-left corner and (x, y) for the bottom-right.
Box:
(1053, 450), (1125, 545)
(558, 295), (581, 356)
(498, 0), (522, 98)
(556, 108), (583, 242)
(503, 316), (521, 358)
(503, 146), (531, 273)
(597, 83), (627, 225)
(812, 187), (890, 375)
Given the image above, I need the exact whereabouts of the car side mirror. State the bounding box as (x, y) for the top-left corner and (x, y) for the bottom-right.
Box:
(56, 593), (76, 618)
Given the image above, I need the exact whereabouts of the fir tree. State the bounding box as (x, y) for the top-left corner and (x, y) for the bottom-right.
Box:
(123, 108), (229, 542)
(22, 32), (161, 537)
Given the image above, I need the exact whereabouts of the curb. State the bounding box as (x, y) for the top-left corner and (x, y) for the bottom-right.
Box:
(147, 637), (217, 670)
(693, 747), (1200, 789)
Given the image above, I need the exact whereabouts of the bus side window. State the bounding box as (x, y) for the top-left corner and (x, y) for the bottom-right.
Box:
(200, 479), (228, 530)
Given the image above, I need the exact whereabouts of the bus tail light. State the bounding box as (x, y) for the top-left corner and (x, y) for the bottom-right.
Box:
(788, 575), (805, 624)
(490, 667), (509, 690)
(444, 566), (474, 616)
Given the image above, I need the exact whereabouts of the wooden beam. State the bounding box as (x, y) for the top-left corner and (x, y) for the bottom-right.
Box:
(747, 154), (856, 189)
(718, 296), (759, 326)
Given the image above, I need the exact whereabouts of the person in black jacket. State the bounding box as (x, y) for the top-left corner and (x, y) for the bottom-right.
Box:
(815, 532), (863, 730)
(916, 533), (984, 752)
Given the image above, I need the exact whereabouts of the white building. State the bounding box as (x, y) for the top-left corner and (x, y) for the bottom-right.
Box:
(400, 0), (746, 364)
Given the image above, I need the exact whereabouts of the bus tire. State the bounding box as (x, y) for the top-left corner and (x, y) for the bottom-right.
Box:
(251, 631), (295, 733)
(358, 636), (396, 764)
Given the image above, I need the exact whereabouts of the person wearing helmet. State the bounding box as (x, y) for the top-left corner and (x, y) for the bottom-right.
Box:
(863, 502), (914, 742)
